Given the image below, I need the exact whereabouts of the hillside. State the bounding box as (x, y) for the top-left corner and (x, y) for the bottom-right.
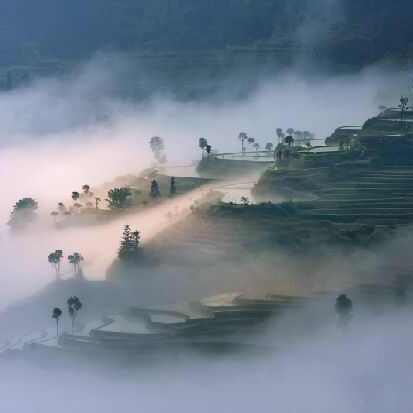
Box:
(1, 0), (413, 89)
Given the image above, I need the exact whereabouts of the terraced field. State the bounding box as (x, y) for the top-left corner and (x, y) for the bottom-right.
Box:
(297, 168), (413, 225)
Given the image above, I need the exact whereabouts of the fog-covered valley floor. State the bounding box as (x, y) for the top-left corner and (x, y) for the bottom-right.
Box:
(2, 308), (413, 413)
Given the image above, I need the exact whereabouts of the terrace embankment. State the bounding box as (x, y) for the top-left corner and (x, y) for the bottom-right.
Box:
(107, 199), (392, 294)
(255, 164), (413, 226)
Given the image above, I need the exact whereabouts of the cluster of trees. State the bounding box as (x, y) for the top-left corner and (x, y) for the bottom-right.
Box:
(238, 132), (260, 153)
(277, 128), (314, 147)
(48, 250), (84, 280)
(106, 187), (132, 209)
(105, 179), (163, 209)
(8, 198), (38, 230)
(236, 129), (314, 155)
(51, 184), (101, 221)
(118, 225), (141, 261)
(52, 296), (83, 337)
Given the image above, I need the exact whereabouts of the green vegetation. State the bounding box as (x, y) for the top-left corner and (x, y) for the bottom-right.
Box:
(48, 250), (63, 281)
(8, 198), (38, 230)
(106, 187), (132, 209)
(118, 225), (142, 262)
(68, 253), (84, 278)
(52, 307), (63, 337)
(67, 296), (83, 334)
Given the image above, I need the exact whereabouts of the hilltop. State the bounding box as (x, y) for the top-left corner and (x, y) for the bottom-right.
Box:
(1, 1), (413, 93)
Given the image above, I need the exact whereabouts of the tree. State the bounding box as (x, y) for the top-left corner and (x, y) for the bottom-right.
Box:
(8, 198), (38, 229)
(52, 307), (63, 337)
(81, 184), (94, 200)
(170, 177), (177, 196)
(82, 184), (90, 194)
(118, 225), (141, 261)
(238, 132), (248, 153)
(106, 187), (132, 209)
(240, 196), (249, 206)
(48, 250), (63, 280)
(95, 197), (101, 210)
(399, 96), (409, 131)
(206, 145), (212, 155)
(276, 128), (284, 142)
(67, 296), (82, 334)
(284, 135), (294, 148)
(253, 142), (260, 152)
(265, 142), (274, 152)
(199, 137), (208, 158)
(286, 128), (294, 136)
(150, 180), (161, 199)
(150, 136), (166, 163)
(68, 252), (84, 276)
(72, 191), (80, 202)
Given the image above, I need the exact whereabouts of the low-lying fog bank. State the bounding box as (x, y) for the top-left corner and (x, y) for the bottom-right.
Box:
(1, 308), (412, 413)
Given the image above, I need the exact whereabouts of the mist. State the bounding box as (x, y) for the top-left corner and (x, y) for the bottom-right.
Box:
(2, 305), (413, 412)
(0, 54), (411, 307)
(1, 0), (413, 411)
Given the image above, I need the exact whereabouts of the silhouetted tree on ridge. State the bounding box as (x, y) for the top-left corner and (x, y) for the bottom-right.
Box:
(52, 307), (63, 337)
(67, 296), (82, 334)
(48, 250), (64, 281)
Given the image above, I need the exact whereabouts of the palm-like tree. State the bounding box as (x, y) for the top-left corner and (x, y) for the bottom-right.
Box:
(67, 296), (82, 334)
(399, 96), (409, 131)
(276, 128), (284, 142)
(68, 253), (84, 276)
(199, 137), (208, 158)
(284, 135), (294, 148)
(82, 184), (90, 194)
(238, 132), (248, 153)
(48, 250), (63, 280)
(52, 307), (63, 337)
